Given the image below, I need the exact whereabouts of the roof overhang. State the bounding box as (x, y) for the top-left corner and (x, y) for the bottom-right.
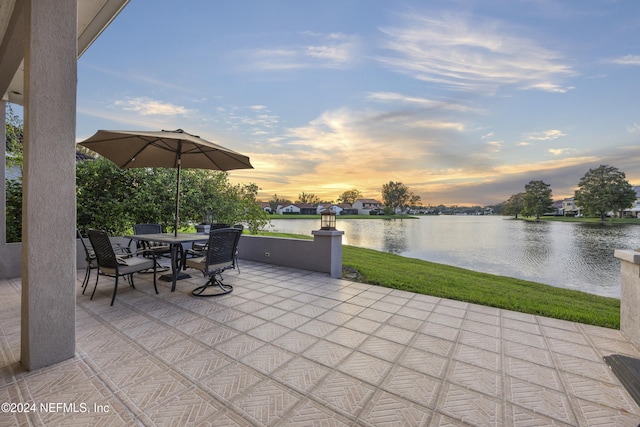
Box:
(0, 0), (129, 105)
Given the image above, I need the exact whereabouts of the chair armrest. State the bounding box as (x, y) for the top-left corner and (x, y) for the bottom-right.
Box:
(133, 248), (158, 259)
(113, 243), (131, 255)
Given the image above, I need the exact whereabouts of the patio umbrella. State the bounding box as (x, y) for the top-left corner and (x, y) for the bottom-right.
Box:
(78, 129), (253, 236)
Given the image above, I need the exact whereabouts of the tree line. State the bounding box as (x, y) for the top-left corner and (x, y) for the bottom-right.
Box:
(269, 182), (422, 214)
(503, 165), (637, 220)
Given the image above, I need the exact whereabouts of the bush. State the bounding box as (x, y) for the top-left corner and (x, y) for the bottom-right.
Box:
(5, 179), (22, 243)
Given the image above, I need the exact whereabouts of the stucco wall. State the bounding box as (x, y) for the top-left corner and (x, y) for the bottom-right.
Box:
(236, 231), (343, 278)
(1, 233), (344, 280)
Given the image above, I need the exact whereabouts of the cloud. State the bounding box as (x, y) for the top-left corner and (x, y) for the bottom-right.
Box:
(410, 120), (465, 131)
(365, 92), (480, 113)
(523, 129), (566, 141)
(213, 105), (281, 140)
(247, 32), (360, 71)
(627, 122), (640, 133)
(548, 148), (574, 156)
(486, 140), (502, 152)
(112, 97), (195, 116)
(233, 105), (521, 203)
(377, 13), (574, 94)
(608, 54), (640, 65)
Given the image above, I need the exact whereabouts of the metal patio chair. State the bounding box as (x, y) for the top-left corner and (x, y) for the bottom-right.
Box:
(87, 229), (158, 306)
(77, 229), (97, 294)
(133, 223), (171, 271)
(185, 227), (242, 297)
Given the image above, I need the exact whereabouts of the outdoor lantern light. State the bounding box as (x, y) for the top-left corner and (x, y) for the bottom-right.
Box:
(320, 208), (337, 230)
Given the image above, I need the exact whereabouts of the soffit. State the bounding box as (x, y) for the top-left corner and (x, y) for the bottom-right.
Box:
(0, 0), (129, 105)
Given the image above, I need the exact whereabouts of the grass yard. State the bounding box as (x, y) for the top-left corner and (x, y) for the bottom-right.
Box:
(342, 245), (619, 329)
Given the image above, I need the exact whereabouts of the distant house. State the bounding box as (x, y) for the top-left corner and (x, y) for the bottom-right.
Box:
(316, 204), (349, 215)
(549, 200), (564, 216)
(562, 197), (581, 216)
(259, 201), (273, 214)
(277, 204), (300, 215)
(623, 185), (640, 218)
(351, 198), (383, 215)
(276, 203), (316, 215)
(296, 203), (317, 215)
(337, 203), (358, 215)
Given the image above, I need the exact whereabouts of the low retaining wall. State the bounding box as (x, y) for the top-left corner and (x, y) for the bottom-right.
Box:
(237, 230), (344, 278)
(1, 230), (345, 280)
(0, 242), (21, 279)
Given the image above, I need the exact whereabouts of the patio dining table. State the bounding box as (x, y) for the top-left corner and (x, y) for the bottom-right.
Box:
(127, 232), (210, 292)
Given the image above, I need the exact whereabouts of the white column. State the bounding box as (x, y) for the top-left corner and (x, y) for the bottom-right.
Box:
(21, 0), (77, 370)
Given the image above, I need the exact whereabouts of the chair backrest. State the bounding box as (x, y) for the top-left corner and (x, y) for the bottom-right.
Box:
(87, 230), (118, 269)
(134, 223), (163, 235)
(203, 228), (242, 274)
(210, 223), (230, 230)
(77, 229), (93, 261)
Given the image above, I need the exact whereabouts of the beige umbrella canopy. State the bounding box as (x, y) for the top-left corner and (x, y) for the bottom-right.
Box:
(78, 129), (253, 235)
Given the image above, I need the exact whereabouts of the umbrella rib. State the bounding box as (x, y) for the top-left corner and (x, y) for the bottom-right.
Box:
(124, 138), (183, 168)
(123, 142), (154, 168)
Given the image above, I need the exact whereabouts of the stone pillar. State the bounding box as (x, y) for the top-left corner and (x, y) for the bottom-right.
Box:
(614, 250), (640, 347)
(311, 230), (345, 278)
(21, 0), (77, 370)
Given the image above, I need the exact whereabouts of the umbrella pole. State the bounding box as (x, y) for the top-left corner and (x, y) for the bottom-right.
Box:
(174, 157), (181, 237)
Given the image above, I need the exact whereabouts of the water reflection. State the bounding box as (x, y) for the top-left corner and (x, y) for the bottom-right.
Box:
(266, 216), (640, 298)
(382, 220), (408, 254)
(518, 220), (552, 276)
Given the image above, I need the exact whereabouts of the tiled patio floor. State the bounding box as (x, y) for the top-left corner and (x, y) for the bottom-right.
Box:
(1, 261), (640, 426)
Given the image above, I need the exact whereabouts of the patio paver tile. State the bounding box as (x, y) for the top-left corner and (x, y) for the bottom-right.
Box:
(0, 261), (639, 426)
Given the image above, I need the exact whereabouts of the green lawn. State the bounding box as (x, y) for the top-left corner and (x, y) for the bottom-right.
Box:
(342, 245), (619, 329)
(530, 215), (640, 224)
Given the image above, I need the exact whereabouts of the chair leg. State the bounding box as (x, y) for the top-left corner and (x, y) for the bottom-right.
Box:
(90, 272), (100, 300)
(110, 276), (118, 306)
(152, 264), (158, 294)
(82, 265), (91, 294)
(129, 274), (136, 289)
(191, 273), (233, 297)
(234, 254), (240, 273)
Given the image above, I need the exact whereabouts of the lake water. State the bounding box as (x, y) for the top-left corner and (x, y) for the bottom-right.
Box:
(265, 215), (640, 298)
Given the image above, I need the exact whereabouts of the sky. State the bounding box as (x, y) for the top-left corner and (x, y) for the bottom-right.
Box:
(74, 0), (640, 206)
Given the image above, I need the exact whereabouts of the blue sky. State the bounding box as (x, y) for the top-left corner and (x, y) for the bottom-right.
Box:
(75, 0), (640, 206)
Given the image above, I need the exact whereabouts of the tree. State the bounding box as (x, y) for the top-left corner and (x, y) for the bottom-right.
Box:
(503, 192), (525, 219)
(5, 104), (23, 172)
(523, 180), (552, 219)
(296, 192), (320, 205)
(574, 165), (637, 220)
(381, 181), (417, 213)
(337, 188), (362, 205)
(408, 193), (422, 208)
(76, 157), (269, 236)
(5, 179), (22, 243)
(5, 105), (24, 242)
